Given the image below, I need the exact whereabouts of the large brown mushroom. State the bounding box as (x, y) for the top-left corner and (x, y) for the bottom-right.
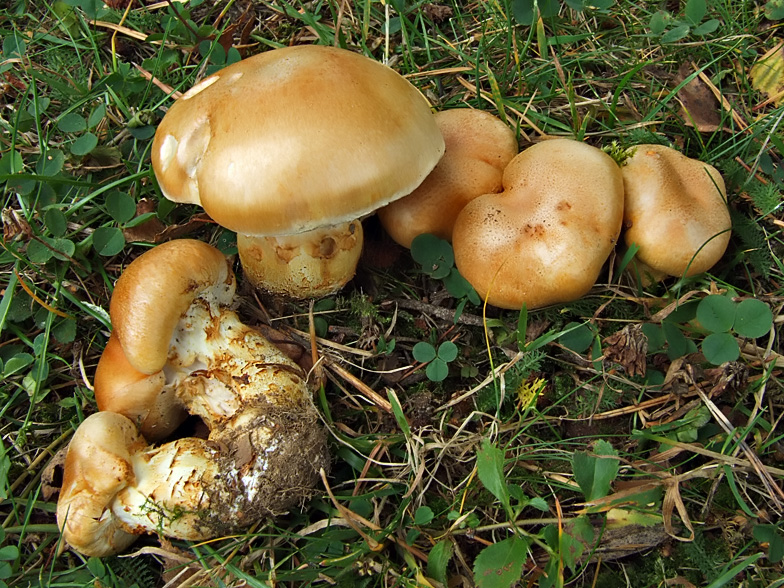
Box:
(377, 108), (518, 248)
(452, 139), (625, 309)
(151, 45), (445, 298)
(621, 144), (731, 279)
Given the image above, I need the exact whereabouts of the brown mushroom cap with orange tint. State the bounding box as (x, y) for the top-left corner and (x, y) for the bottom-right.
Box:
(151, 45), (445, 297)
(94, 239), (235, 440)
(377, 109), (518, 248)
(621, 144), (731, 278)
(452, 139), (625, 310)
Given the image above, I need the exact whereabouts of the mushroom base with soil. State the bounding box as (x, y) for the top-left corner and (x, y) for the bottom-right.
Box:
(58, 410), (328, 557)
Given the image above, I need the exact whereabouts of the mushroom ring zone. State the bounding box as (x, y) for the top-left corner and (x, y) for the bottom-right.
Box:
(57, 240), (330, 557)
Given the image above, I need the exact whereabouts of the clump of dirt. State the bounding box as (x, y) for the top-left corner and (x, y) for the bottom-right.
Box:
(193, 402), (329, 536)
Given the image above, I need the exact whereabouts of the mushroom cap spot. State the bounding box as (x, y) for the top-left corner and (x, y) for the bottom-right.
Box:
(150, 45), (445, 237)
(453, 139), (625, 310)
(109, 239), (235, 375)
(378, 108), (518, 248)
(621, 144), (730, 277)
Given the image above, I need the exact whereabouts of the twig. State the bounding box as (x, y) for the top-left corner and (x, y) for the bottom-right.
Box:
(323, 359), (392, 413)
(685, 366), (784, 509)
(391, 298), (486, 326)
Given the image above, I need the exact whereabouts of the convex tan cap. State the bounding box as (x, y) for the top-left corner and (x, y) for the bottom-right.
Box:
(378, 109), (518, 248)
(621, 144), (730, 278)
(151, 45), (445, 297)
(453, 139), (625, 309)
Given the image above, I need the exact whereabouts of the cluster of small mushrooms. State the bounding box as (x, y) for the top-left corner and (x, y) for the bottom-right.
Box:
(379, 120), (730, 309)
(57, 45), (731, 557)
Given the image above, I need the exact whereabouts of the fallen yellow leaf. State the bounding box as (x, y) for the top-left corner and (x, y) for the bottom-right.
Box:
(751, 41), (784, 108)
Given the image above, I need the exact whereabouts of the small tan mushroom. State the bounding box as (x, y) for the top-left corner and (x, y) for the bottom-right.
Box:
(377, 109), (518, 248)
(452, 139), (625, 309)
(151, 45), (444, 298)
(621, 144), (731, 278)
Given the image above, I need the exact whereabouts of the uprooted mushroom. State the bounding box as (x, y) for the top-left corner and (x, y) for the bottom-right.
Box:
(58, 239), (329, 556)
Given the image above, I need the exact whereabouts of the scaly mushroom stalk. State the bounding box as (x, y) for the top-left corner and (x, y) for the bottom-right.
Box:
(237, 221), (363, 298)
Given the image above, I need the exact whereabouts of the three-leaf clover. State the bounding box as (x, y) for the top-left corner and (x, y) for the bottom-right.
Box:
(412, 340), (459, 382)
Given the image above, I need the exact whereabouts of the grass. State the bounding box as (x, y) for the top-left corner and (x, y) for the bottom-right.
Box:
(1, 0), (783, 586)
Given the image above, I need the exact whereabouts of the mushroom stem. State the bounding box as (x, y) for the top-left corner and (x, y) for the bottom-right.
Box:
(165, 298), (312, 428)
(237, 220), (363, 298)
(113, 436), (221, 541)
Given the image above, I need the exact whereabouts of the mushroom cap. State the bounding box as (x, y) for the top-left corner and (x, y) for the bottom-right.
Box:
(377, 108), (518, 248)
(151, 45), (445, 237)
(109, 239), (235, 375)
(621, 144), (730, 277)
(453, 139), (625, 310)
(94, 334), (186, 440)
(57, 412), (145, 557)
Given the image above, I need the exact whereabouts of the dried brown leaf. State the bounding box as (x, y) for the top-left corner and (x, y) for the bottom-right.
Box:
(121, 198), (166, 243)
(603, 323), (648, 377)
(674, 62), (722, 132)
(2, 208), (32, 242)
